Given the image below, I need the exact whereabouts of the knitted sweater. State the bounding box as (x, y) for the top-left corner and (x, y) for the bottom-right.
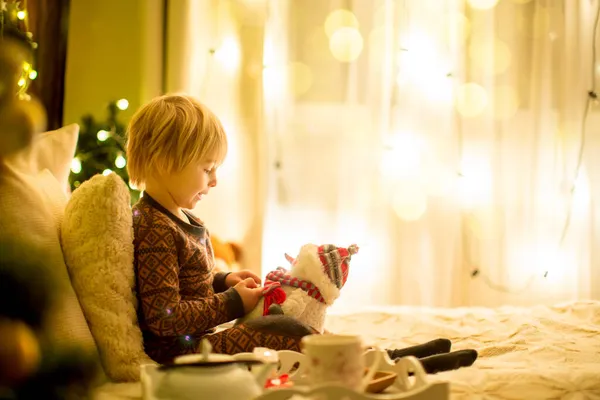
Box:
(132, 194), (244, 363)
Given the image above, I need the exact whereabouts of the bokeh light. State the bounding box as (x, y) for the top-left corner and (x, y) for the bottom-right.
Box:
(392, 180), (428, 221)
(329, 27), (364, 62)
(324, 9), (359, 38)
(493, 85), (520, 120)
(467, 0), (500, 10)
(455, 83), (488, 118)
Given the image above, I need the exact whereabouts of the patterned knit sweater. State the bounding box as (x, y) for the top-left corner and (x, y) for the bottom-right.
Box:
(132, 194), (244, 363)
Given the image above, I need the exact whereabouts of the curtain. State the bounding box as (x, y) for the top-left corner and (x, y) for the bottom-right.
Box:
(27, 0), (71, 130)
(260, 0), (600, 309)
(165, 0), (267, 272)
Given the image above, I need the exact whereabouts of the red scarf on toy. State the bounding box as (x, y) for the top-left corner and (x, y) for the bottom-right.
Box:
(262, 267), (326, 316)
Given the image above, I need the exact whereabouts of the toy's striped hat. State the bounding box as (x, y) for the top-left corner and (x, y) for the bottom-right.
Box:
(317, 244), (358, 289)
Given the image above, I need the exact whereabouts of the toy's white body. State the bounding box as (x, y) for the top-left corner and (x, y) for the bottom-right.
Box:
(241, 285), (328, 333)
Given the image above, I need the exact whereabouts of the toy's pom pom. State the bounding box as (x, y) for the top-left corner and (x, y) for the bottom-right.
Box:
(347, 244), (359, 255)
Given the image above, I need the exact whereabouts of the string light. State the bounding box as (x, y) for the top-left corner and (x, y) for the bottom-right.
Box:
(97, 129), (110, 141)
(468, 0), (600, 293)
(115, 99), (129, 111)
(70, 158), (82, 174)
(1, 1), (38, 100)
(69, 99), (140, 203)
(114, 154), (126, 169)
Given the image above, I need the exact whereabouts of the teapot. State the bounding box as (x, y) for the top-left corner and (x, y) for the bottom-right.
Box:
(142, 340), (278, 400)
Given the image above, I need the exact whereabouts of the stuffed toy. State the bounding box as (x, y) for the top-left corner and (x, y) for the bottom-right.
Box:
(237, 243), (358, 333)
(236, 243), (480, 375)
(210, 235), (243, 272)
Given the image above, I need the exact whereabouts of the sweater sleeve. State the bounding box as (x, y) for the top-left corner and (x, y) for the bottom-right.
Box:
(212, 271), (231, 293)
(135, 227), (244, 337)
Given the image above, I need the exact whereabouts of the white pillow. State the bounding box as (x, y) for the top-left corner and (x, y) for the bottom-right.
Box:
(34, 123), (79, 191)
(61, 173), (156, 382)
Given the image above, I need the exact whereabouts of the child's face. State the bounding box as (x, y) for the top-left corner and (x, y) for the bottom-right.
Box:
(162, 156), (218, 210)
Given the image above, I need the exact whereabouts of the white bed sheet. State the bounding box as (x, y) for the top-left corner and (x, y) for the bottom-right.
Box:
(324, 300), (600, 399)
(93, 301), (600, 399)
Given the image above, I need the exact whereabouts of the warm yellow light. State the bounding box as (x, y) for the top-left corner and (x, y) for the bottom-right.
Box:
(456, 155), (492, 208)
(493, 85), (520, 120)
(510, 0), (533, 4)
(28, 70), (37, 80)
(215, 37), (241, 72)
(17, 78), (26, 87)
(116, 99), (129, 111)
(329, 27), (364, 63)
(368, 27), (386, 61)
(128, 181), (138, 190)
(510, 244), (569, 285)
(263, 67), (281, 99)
(380, 132), (423, 181)
(324, 9), (359, 38)
(447, 11), (471, 41)
(373, 5), (386, 28)
(303, 27), (331, 61)
(23, 62), (31, 71)
(245, 62), (262, 79)
(392, 180), (428, 222)
(97, 130), (110, 141)
(423, 162), (456, 197)
(532, 9), (551, 39)
(70, 158), (82, 174)
(286, 62), (313, 97)
(395, 31), (453, 104)
(467, 0), (499, 10)
(115, 155), (127, 169)
(102, 169), (113, 176)
(455, 83), (488, 118)
(468, 38), (512, 75)
(17, 11), (26, 20)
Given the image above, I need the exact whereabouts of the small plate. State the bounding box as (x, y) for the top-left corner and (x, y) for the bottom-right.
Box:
(365, 369), (398, 394)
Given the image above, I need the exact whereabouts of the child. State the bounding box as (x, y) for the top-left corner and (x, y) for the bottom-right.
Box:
(126, 94), (313, 364)
(127, 94), (478, 374)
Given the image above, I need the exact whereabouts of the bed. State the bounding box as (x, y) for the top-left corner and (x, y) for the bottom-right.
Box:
(324, 300), (600, 399)
(93, 300), (600, 399)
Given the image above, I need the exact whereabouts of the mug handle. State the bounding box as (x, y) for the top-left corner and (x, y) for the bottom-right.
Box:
(358, 347), (383, 393)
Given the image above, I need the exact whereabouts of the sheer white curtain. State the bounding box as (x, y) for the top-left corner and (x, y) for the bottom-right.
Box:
(259, 0), (600, 308)
(166, 0), (265, 271)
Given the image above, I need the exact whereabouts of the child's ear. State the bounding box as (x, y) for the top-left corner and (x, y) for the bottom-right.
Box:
(284, 253), (295, 264)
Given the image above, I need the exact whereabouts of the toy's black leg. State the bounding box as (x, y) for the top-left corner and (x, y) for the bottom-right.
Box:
(267, 304), (284, 315)
(416, 349), (478, 374)
(386, 338), (452, 360)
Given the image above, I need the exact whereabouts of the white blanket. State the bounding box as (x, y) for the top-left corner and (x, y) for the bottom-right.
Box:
(324, 300), (600, 399)
(93, 300), (600, 399)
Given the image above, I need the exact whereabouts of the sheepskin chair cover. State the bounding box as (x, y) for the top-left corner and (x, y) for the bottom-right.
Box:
(61, 173), (155, 382)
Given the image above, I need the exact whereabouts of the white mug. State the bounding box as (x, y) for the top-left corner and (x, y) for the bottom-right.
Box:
(301, 334), (382, 392)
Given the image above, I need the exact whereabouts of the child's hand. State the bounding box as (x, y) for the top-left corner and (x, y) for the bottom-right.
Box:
(226, 270), (262, 288)
(233, 278), (263, 314)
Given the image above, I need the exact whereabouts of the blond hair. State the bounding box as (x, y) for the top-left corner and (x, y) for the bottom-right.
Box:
(126, 94), (227, 188)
